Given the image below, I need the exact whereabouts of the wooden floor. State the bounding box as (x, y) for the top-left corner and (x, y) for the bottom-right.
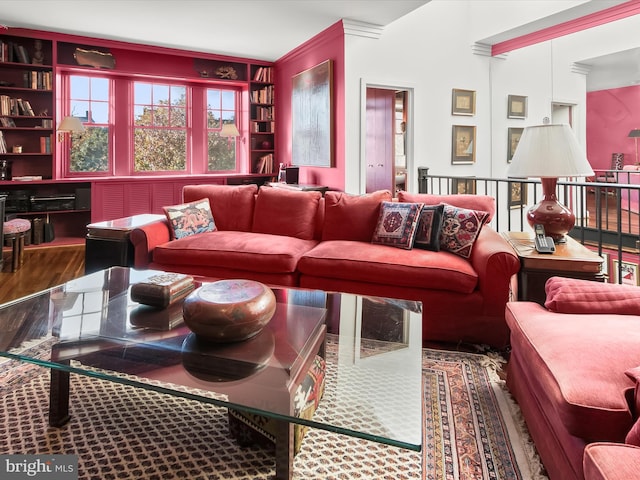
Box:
(585, 191), (640, 233)
(0, 243), (85, 305)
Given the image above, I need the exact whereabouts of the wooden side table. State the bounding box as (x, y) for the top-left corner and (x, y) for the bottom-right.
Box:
(85, 214), (165, 274)
(501, 231), (604, 305)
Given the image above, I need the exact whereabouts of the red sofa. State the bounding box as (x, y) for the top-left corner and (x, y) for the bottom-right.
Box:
(506, 277), (640, 480)
(129, 184), (520, 348)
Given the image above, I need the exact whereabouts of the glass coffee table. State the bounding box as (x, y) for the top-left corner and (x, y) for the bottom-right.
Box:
(0, 267), (423, 479)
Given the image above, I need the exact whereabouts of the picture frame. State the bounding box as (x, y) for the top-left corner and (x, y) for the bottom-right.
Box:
(601, 252), (610, 279)
(291, 59), (334, 167)
(507, 95), (527, 119)
(613, 260), (639, 286)
(451, 89), (476, 116)
(508, 181), (527, 208)
(507, 127), (524, 162)
(451, 125), (476, 164)
(451, 177), (477, 195)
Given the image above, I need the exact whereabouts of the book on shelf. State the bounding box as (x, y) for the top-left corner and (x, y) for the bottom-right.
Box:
(0, 131), (6, 153)
(257, 153), (274, 174)
(253, 66), (273, 83)
(40, 135), (51, 153)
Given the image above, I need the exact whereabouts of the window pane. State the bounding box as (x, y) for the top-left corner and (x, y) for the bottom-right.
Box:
(153, 84), (169, 104)
(70, 76), (89, 97)
(90, 78), (109, 101)
(134, 129), (186, 171)
(171, 86), (186, 106)
(90, 102), (109, 124)
(207, 90), (220, 108)
(208, 132), (235, 171)
(153, 106), (169, 127)
(70, 127), (109, 172)
(134, 83), (152, 104)
(169, 106), (186, 127)
(71, 100), (89, 120)
(221, 90), (235, 109)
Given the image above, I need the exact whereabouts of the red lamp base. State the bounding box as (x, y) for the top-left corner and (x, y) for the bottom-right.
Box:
(526, 178), (575, 242)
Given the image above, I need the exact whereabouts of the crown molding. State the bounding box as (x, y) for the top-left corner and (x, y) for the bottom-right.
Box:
(571, 62), (591, 75)
(342, 19), (384, 40)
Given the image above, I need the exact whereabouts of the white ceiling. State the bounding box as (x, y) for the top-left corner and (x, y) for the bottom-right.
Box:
(0, 0), (430, 61)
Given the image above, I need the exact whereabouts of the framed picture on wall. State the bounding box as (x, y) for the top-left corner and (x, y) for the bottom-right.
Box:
(507, 127), (524, 162)
(508, 95), (527, 119)
(451, 89), (476, 116)
(451, 177), (477, 194)
(613, 260), (639, 285)
(601, 252), (610, 279)
(451, 125), (476, 164)
(291, 59), (334, 167)
(508, 180), (527, 208)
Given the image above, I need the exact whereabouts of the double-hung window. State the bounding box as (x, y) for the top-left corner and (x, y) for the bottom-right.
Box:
(63, 73), (241, 177)
(67, 75), (110, 175)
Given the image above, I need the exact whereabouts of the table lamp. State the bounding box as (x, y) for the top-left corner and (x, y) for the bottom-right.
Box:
(628, 129), (640, 165)
(507, 124), (594, 242)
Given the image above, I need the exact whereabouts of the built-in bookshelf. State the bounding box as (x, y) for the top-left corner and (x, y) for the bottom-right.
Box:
(0, 34), (54, 179)
(249, 64), (275, 174)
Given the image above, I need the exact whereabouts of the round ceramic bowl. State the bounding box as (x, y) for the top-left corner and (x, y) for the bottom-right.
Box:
(182, 279), (277, 342)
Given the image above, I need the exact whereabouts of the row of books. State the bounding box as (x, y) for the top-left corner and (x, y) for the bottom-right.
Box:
(250, 85), (274, 104)
(251, 121), (275, 133)
(256, 153), (274, 174)
(253, 66), (273, 83)
(1, 117), (53, 128)
(0, 96), (36, 116)
(0, 41), (30, 64)
(40, 135), (51, 154)
(254, 106), (274, 121)
(23, 71), (52, 90)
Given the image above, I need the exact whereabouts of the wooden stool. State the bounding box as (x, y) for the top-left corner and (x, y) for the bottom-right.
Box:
(3, 218), (31, 272)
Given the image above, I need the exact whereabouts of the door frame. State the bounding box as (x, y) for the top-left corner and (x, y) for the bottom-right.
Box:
(360, 79), (415, 194)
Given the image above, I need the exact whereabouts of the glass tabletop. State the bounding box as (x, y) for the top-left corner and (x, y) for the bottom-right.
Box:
(0, 267), (423, 451)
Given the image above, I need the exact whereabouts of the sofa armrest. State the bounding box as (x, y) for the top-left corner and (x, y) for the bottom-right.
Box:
(583, 443), (640, 480)
(470, 227), (520, 315)
(129, 219), (171, 269)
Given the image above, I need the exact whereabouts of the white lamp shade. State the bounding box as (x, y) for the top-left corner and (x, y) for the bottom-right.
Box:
(220, 123), (240, 137)
(57, 116), (85, 133)
(507, 124), (594, 178)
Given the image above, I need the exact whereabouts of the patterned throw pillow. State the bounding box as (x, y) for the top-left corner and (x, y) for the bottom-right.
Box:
(371, 201), (423, 249)
(163, 198), (216, 240)
(414, 204), (445, 251)
(439, 205), (489, 258)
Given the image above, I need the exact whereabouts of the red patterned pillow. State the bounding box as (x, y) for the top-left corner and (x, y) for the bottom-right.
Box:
(414, 204), (445, 251)
(439, 205), (489, 258)
(371, 201), (423, 249)
(163, 198), (216, 240)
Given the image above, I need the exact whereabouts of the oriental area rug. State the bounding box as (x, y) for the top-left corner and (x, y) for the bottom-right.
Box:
(0, 338), (548, 480)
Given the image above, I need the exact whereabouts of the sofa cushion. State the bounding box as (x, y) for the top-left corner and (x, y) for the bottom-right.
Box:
(152, 231), (319, 274)
(252, 187), (322, 240)
(545, 276), (640, 315)
(162, 198), (216, 240)
(398, 191), (496, 222)
(439, 205), (489, 258)
(583, 443), (640, 480)
(414, 204), (445, 251)
(183, 184), (257, 232)
(506, 301), (639, 442)
(371, 201), (423, 249)
(322, 190), (392, 242)
(299, 240), (478, 294)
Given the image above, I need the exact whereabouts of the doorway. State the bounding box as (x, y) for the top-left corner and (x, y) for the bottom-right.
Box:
(362, 83), (413, 196)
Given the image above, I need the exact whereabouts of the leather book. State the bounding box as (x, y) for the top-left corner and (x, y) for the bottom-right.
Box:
(130, 272), (195, 308)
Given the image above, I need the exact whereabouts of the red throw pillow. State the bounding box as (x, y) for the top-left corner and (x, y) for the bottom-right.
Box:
(252, 187), (322, 240)
(322, 190), (393, 242)
(183, 184), (257, 232)
(544, 276), (640, 315)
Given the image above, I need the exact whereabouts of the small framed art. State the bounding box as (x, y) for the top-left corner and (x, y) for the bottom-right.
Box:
(613, 260), (639, 285)
(508, 181), (527, 208)
(451, 177), (477, 195)
(508, 95), (527, 119)
(452, 89), (476, 116)
(451, 125), (476, 164)
(507, 127), (524, 162)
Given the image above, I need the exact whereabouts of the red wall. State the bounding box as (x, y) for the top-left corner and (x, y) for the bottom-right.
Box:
(587, 85), (640, 169)
(275, 21), (345, 191)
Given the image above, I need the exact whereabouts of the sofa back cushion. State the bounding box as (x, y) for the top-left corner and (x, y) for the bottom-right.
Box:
(252, 187), (322, 240)
(183, 184), (257, 232)
(398, 192), (496, 222)
(322, 190), (393, 242)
